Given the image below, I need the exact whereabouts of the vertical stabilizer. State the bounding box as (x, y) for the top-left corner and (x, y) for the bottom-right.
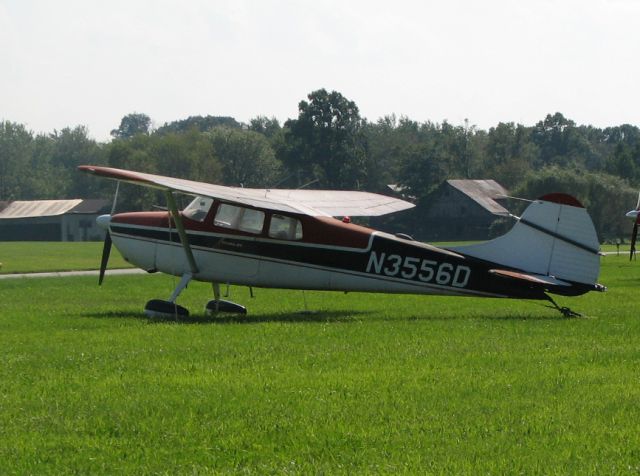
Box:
(449, 194), (600, 285)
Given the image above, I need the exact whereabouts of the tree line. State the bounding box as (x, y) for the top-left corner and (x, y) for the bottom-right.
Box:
(1, 88), (639, 240)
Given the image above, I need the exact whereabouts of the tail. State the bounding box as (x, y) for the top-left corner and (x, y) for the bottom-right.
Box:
(449, 194), (601, 287)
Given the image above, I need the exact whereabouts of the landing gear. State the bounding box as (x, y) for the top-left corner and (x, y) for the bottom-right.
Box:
(144, 299), (189, 318)
(143, 277), (249, 318)
(205, 300), (247, 315)
(545, 294), (582, 318)
(144, 273), (192, 318)
(205, 283), (247, 315)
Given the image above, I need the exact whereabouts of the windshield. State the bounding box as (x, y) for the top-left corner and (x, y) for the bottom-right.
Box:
(183, 196), (213, 222)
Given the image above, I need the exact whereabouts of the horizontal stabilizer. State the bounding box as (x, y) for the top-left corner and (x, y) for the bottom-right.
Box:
(489, 269), (571, 287)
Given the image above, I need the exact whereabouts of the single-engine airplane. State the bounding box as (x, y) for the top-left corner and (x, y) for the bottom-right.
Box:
(79, 165), (606, 318)
(626, 192), (640, 260)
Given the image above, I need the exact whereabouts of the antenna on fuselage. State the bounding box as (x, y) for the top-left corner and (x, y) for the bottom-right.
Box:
(298, 178), (319, 190)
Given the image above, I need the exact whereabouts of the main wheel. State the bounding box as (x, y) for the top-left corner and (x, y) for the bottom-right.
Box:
(144, 299), (189, 318)
(205, 299), (247, 315)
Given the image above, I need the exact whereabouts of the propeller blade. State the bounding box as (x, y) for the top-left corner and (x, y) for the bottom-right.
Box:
(630, 218), (639, 261)
(99, 231), (112, 285)
(636, 191), (640, 211)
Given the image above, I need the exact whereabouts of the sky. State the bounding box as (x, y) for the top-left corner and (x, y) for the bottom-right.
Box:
(1, 0), (639, 142)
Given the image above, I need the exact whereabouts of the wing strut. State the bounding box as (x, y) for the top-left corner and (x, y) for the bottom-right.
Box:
(165, 191), (199, 275)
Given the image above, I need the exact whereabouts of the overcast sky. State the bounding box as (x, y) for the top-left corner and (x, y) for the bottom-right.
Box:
(1, 0), (639, 141)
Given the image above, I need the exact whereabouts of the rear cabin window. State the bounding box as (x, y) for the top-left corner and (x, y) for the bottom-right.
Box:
(183, 196), (213, 222)
(214, 203), (265, 234)
(268, 214), (303, 240)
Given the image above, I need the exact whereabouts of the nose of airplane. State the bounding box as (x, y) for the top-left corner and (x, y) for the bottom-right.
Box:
(626, 210), (639, 218)
(97, 214), (112, 230)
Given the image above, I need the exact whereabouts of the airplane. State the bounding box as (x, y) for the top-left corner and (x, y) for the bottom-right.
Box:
(79, 165), (606, 318)
(626, 192), (640, 260)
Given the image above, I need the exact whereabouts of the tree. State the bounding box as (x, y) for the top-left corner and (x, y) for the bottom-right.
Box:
(0, 121), (34, 200)
(483, 122), (538, 188)
(531, 112), (596, 169)
(105, 135), (157, 211)
(248, 116), (281, 138)
(607, 142), (637, 181)
(152, 129), (221, 183)
(50, 126), (105, 198)
(105, 130), (222, 211)
(397, 138), (450, 199)
(156, 116), (241, 135)
(208, 127), (281, 187)
(363, 115), (405, 193)
(515, 167), (636, 240)
(110, 113), (152, 139)
(284, 89), (367, 189)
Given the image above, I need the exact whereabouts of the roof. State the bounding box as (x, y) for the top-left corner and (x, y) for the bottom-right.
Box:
(0, 199), (110, 219)
(68, 199), (111, 214)
(446, 179), (510, 216)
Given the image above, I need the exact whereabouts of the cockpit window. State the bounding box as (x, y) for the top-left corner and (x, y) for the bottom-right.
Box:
(183, 196), (213, 222)
(268, 214), (303, 240)
(214, 203), (265, 234)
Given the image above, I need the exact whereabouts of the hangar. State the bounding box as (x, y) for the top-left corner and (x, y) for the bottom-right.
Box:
(0, 199), (110, 241)
(419, 179), (510, 241)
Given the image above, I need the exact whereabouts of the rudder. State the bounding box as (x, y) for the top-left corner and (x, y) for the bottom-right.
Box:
(449, 194), (600, 285)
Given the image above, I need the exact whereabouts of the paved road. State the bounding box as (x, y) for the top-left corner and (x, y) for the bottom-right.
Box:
(0, 268), (146, 280)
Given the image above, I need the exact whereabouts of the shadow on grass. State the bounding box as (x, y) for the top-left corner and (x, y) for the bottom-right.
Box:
(84, 304), (571, 324)
(84, 309), (370, 325)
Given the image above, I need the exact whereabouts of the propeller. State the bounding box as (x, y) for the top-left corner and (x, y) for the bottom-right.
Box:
(97, 181), (119, 284)
(629, 192), (640, 261)
(99, 231), (112, 285)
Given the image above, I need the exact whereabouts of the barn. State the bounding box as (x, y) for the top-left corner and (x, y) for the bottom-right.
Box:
(418, 179), (510, 241)
(0, 199), (110, 241)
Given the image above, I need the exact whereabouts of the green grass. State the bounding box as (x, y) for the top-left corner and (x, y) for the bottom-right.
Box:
(0, 250), (639, 474)
(0, 242), (132, 274)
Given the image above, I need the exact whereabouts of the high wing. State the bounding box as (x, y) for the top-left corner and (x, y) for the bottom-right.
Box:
(78, 165), (415, 217)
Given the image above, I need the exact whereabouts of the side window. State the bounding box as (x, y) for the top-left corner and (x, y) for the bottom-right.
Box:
(214, 203), (265, 234)
(238, 208), (265, 234)
(214, 203), (242, 229)
(268, 214), (303, 240)
(183, 196), (213, 222)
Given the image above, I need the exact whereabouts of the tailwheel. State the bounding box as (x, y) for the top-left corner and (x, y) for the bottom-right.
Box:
(205, 300), (247, 315)
(144, 299), (190, 318)
(544, 294), (581, 318)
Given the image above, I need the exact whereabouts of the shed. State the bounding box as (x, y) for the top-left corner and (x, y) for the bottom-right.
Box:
(0, 199), (110, 241)
(419, 179), (510, 241)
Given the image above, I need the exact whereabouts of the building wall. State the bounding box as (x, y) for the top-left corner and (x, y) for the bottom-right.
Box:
(0, 217), (61, 241)
(61, 214), (106, 241)
(0, 214), (105, 242)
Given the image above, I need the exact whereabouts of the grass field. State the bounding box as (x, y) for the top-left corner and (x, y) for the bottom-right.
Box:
(0, 242), (131, 274)
(1, 245), (639, 474)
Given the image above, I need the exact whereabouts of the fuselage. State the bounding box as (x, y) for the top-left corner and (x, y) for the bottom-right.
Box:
(102, 198), (590, 300)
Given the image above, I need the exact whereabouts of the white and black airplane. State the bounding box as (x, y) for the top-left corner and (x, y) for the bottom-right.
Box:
(79, 165), (606, 318)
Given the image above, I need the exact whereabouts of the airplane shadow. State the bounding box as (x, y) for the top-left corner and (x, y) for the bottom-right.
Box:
(84, 305), (570, 325)
(84, 309), (370, 325)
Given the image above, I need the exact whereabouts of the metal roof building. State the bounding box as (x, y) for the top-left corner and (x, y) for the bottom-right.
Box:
(418, 179), (511, 241)
(446, 180), (510, 216)
(0, 199), (110, 241)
